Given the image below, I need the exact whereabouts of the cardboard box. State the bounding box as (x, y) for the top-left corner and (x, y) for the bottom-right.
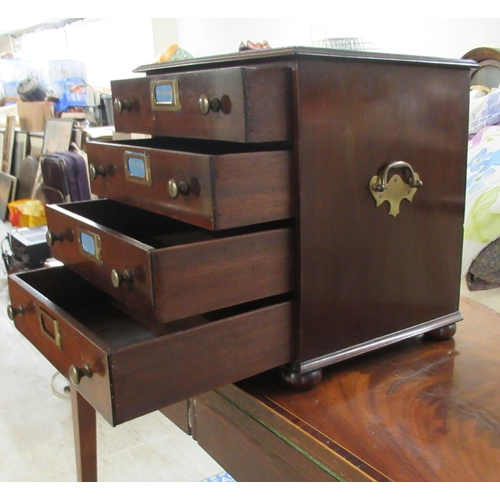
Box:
(17, 101), (55, 132)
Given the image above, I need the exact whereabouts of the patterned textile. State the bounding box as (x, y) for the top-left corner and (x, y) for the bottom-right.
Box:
(469, 88), (500, 135)
(466, 236), (500, 290)
(201, 471), (236, 482)
(463, 125), (500, 289)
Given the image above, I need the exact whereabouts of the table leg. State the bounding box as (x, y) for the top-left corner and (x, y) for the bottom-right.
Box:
(70, 386), (97, 482)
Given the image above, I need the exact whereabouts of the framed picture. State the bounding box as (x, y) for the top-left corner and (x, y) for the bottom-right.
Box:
(29, 132), (44, 159)
(2, 116), (16, 174)
(13, 131), (29, 177)
(42, 118), (73, 155)
(0, 131), (4, 172)
(0, 171), (17, 221)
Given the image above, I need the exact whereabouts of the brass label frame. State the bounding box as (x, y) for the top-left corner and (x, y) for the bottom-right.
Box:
(124, 151), (152, 186)
(150, 79), (181, 111)
(78, 228), (103, 264)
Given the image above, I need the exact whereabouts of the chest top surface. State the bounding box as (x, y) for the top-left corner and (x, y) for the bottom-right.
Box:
(134, 46), (477, 75)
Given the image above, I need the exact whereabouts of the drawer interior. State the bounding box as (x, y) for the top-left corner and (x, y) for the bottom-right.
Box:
(53, 199), (290, 249)
(105, 136), (292, 155)
(54, 199), (215, 247)
(16, 266), (293, 351)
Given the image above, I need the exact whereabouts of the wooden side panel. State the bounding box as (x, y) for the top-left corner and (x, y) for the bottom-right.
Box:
(110, 301), (294, 425)
(160, 401), (191, 435)
(111, 77), (154, 135)
(244, 66), (293, 142)
(193, 391), (337, 482)
(213, 150), (294, 230)
(152, 227), (295, 323)
(295, 59), (471, 361)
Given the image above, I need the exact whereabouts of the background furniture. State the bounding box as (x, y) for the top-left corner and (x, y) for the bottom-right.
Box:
(461, 48), (500, 291)
(164, 296), (500, 482)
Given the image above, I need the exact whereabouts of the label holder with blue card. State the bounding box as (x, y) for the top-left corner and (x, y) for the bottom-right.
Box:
(150, 80), (181, 111)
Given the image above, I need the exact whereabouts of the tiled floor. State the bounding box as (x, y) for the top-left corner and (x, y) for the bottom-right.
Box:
(0, 223), (225, 482)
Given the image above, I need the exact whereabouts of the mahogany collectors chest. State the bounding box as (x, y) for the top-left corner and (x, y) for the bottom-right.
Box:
(8, 47), (473, 427)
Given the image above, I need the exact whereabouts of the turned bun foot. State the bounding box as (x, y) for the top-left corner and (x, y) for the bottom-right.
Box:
(280, 366), (322, 391)
(424, 323), (457, 341)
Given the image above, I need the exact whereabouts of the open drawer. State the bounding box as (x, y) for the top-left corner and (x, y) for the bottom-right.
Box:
(7, 266), (294, 426)
(45, 199), (294, 323)
(111, 66), (292, 143)
(86, 138), (293, 230)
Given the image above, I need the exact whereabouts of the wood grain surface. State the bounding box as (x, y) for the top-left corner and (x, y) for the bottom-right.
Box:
(239, 297), (500, 481)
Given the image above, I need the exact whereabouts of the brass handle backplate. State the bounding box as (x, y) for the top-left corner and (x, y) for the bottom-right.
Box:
(369, 161), (422, 217)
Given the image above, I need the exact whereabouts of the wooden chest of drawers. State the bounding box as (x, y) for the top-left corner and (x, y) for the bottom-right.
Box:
(110, 66), (293, 141)
(8, 48), (474, 431)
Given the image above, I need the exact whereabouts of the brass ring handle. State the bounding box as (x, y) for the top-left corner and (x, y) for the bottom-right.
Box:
(46, 230), (64, 246)
(111, 269), (134, 288)
(198, 95), (221, 114)
(113, 98), (132, 114)
(168, 179), (190, 199)
(69, 364), (92, 386)
(371, 161), (423, 192)
(89, 164), (107, 180)
(7, 305), (25, 321)
(369, 161), (422, 217)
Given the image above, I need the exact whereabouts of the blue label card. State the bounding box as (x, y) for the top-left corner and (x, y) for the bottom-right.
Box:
(79, 230), (102, 263)
(127, 156), (146, 179)
(80, 231), (96, 257)
(154, 83), (174, 105)
(150, 80), (180, 111)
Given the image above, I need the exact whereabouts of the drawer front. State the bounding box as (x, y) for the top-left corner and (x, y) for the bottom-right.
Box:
(111, 67), (292, 142)
(7, 268), (113, 420)
(46, 202), (156, 321)
(7, 267), (293, 426)
(86, 139), (293, 230)
(46, 200), (295, 323)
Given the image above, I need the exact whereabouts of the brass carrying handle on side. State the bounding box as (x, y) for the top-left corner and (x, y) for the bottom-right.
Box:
(369, 161), (423, 217)
(371, 161), (423, 192)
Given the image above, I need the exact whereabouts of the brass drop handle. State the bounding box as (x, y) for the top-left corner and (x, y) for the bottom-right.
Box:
(111, 269), (134, 288)
(69, 364), (92, 386)
(371, 161), (423, 192)
(168, 179), (190, 199)
(7, 305), (25, 321)
(198, 95), (221, 114)
(113, 98), (132, 114)
(46, 230), (64, 246)
(369, 161), (423, 217)
(89, 164), (107, 180)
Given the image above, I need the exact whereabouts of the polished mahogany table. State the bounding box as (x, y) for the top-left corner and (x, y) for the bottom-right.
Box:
(163, 296), (500, 482)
